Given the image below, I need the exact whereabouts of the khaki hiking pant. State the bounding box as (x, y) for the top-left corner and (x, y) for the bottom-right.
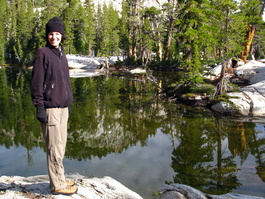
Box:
(41, 107), (69, 191)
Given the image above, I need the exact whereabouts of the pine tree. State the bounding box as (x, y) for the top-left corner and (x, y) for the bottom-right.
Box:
(140, 9), (154, 66)
(126, 0), (141, 60)
(175, 0), (209, 70)
(95, 4), (103, 56)
(118, 0), (130, 60)
(84, 0), (96, 56)
(73, 3), (88, 54)
(62, 0), (86, 54)
(5, 0), (20, 64)
(143, 6), (163, 64)
(28, 1), (41, 59)
(107, 3), (120, 56)
(210, 0), (246, 60)
(239, 0), (264, 62)
(210, 0), (247, 95)
(95, 2), (119, 56)
(161, 1), (176, 63)
(171, 0), (212, 87)
(18, 0), (35, 65)
(0, 0), (7, 64)
(253, 23), (265, 59)
(43, 0), (66, 17)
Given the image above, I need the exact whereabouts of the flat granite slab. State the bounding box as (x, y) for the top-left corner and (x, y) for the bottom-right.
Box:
(0, 174), (143, 199)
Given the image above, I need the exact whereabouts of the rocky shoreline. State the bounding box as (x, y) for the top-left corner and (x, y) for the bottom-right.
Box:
(208, 59), (265, 117)
(0, 174), (142, 199)
(0, 174), (264, 199)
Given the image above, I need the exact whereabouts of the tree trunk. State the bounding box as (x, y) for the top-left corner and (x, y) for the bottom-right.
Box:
(128, 0), (139, 60)
(241, 24), (255, 63)
(131, 28), (137, 58)
(163, 17), (173, 61)
(157, 32), (163, 62)
(214, 59), (229, 96)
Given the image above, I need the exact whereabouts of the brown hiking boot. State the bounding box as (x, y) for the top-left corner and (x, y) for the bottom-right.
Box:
(52, 185), (78, 195)
(67, 180), (75, 186)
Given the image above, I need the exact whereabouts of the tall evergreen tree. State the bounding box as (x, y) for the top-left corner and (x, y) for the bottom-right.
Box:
(239, 0), (264, 62)
(161, 1), (176, 63)
(210, 0), (246, 60)
(95, 2), (119, 56)
(140, 8), (155, 66)
(253, 22), (265, 59)
(73, 3), (88, 54)
(62, 0), (87, 54)
(18, 0), (35, 65)
(175, 0), (209, 69)
(210, 0), (247, 95)
(0, 0), (7, 64)
(42, 0), (66, 17)
(119, 0), (130, 60)
(126, 0), (141, 60)
(106, 3), (120, 56)
(143, 6), (163, 63)
(84, 0), (96, 56)
(5, 0), (18, 64)
(171, 0), (211, 87)
(95, 4), (103, 56)
(4, 0), (34, 65)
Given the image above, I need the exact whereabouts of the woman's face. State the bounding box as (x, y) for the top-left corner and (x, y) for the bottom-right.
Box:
(48, 32), (62, 48)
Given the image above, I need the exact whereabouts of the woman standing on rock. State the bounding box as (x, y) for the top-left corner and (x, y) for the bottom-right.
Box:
(30, 17), (77, 195)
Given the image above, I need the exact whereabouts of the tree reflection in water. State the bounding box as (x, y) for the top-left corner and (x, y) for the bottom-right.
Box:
(0, 68), (264, 198)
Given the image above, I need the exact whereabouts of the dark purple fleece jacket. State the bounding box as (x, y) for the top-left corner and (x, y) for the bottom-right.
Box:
(31, 44), (73, 108)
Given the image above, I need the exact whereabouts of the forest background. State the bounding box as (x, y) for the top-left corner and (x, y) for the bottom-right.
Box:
(0, 0), (265, 80)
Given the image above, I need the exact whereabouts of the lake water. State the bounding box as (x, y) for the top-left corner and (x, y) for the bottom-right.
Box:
(0, 68), (264, 198)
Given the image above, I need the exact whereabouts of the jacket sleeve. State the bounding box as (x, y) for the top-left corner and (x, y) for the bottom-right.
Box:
(31, 49), (46, 107)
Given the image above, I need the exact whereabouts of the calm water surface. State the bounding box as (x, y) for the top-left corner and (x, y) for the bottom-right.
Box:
(0, 68), (264, 198)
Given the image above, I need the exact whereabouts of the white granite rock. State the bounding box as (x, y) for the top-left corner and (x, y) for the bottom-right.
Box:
(227, 92), (252, 116)
(0, 174), (143, 199)
(211, 101), (237, 115)
(211, 60), (265, 116)
(160, 184), (265, 199)
(0, 175), (263, 199)
(235, 60), (265, 71)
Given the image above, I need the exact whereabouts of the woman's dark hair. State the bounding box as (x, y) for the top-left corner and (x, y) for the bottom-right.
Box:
(45, 33), (67, 44)
(61, 34), (67, 43)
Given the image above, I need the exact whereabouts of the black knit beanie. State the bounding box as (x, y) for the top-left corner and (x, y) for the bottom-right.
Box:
(46, 17), (64, 36)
